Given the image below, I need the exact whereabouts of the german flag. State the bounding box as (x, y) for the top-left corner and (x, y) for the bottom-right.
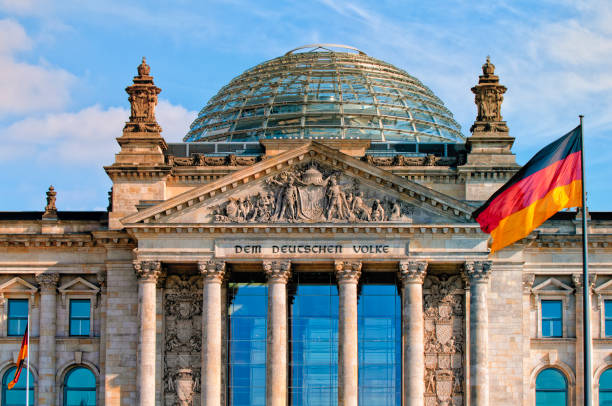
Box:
(473, 126), (583, 253)
(7, 323), (28, 390)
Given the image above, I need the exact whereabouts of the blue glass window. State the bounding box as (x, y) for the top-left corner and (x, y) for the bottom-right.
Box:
(2, 366), (34, 406)
(69, 299), (91, 336)
(600, 368), (612, 405)
(358, 273), (401, 405)
(63, 367), (96, 406)
(535, 368), (567, 405)
(7, 299), (28, 336)
(290, 272), (338, 406)
(605, 300), (612, 337)
(227, 273), (267, 406)
(541, 300), (563, 337)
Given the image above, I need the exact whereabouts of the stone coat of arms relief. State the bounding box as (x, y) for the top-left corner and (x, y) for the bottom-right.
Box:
(163, 274), (203, 406)
(211, 163), (416, 223)
(423, 274), (465, 406)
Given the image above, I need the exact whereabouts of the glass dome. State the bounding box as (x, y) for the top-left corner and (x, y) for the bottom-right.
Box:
(184, 44), (464, 144)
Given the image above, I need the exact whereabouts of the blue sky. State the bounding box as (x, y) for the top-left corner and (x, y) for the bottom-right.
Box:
(1, 0), (611, 211)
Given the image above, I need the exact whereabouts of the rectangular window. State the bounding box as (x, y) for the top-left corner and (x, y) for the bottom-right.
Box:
(69, 299), (91, 336)
(541, 300), (563, 337)
(605, 300), (612, 337)
(7, 299), (28, 336)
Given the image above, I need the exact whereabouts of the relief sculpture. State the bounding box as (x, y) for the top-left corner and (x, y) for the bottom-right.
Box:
(164, 274), (202, 406)
(212, 163), (414, 223)
(423, 274), (465, 406)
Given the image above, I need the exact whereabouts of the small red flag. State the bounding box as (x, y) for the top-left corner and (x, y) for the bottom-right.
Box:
(7, 323), (28, 390)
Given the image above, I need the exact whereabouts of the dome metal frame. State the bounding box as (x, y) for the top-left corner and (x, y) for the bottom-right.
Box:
(185, 49), (464, 144)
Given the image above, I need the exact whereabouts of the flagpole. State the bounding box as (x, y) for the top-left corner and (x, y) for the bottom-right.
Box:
(26, 313), (29, 406)
(579, 115), (592, 405)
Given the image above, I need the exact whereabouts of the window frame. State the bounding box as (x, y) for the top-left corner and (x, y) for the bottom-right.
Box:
(535, 367), (568, 406)
(69, 299), (91, 337)
(58, 277), (99, 338)
(1, 365), (36, 406)
(7, 299), (29, 337)
(62, 366), (97, 406)
(532, 277), (573, 339)
(540, 299), (564, 338)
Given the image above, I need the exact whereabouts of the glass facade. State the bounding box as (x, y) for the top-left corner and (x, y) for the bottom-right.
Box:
(535, 368), (567, 406)
(226, 274), (267, 406)
(600, 368), (612, 405)
(7, 299), (28, 336)
(185, 49), (464, 144)
(541, 300), (562, 337)
(290, 272), (339, 406)
(63, 367), (96, 406)
(358, 274), (401, 405)
(69, 299), (91, 336)
(2, 367), (34, 406)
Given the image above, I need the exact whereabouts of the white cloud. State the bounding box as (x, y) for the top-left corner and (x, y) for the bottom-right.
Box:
(0, 99), (196, 166)
(0, 18), (75, 115)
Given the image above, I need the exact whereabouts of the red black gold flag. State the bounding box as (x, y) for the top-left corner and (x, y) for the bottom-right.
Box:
(473, 126), (583, 253)
(7, 323), (28, 390)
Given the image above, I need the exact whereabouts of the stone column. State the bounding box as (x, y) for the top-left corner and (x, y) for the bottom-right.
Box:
(335, 260), (362, 406)
(398, 260), (428, 406)
(199, 260), (226, 406)
(36, 272), (59, 405)
(134, 260), (162, 406)
(464, 261), (492, 406)
(263, 260), (292, 406)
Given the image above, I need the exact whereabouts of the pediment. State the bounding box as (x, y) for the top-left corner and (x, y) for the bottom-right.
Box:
(122, 142), (475, 226)
(0, 277), (37, 294)
(58, 277), (100, 307)
(532, 277), (574, 294)
(594, 279), (612, 294)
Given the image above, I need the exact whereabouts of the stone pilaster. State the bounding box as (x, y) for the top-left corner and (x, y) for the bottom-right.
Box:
(199, 260), (226, 406)
(398, 260), (428, 406)
(35, 272), (59, 405)
(335, 260), (362, 406)
(134, 260), (162, 406)
(96, 270), (107, 406)
(522, 273), (534, 406)
(263, 260), (292, 406)
(464, 261), (492, 406)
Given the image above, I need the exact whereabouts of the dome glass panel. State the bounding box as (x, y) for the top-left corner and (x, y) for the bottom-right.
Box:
(185, 45), (464, 144)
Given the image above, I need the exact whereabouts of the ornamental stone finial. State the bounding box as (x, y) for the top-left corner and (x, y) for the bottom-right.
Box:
(43, 185), (57, 219)
(263, 260), (291, 283)
(124, 57), (161, 133)
(133, 260), (163, 283)
(334, 261), (362, 284)
(463, 261), (492, 283)
(36, 272), (59, 292)
(198, 260), (226, 283)
(137, 56), (151, 76)
(471, 56), (506, 124)
(398, 260), (428, 284)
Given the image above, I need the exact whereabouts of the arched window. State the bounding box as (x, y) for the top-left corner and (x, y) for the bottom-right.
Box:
(63, 367), (96, 406)
(536, 368), (567, 406)
(2, 366), (35, 406)
(600, 368), (612, 405)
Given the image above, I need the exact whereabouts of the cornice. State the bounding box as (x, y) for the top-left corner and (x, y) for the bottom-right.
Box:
(104, 164), (172, 180)
(0, 231), (136, 248)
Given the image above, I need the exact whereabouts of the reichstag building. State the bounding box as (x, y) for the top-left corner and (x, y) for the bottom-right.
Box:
(1, 44), (611, 406)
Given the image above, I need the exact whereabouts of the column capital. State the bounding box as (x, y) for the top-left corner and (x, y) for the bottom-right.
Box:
(464, 260), (492, 283)
(398, 260), (428, 284)
(334, 261), (362, 284)
(198, 260), (226, 283)
(36, 272), (59, 292)
(133, 260), (162, 283)
(263, 260), (291, 283)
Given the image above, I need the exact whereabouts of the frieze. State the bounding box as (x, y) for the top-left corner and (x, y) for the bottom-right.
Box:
(215, 239), (407, 259)
(211, 163), (416, 224)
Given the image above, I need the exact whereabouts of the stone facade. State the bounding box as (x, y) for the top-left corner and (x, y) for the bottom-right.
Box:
(0, 54), (610, 406)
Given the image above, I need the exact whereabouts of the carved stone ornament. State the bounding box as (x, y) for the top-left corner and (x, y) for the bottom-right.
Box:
(198, 260), (226, 283)
(124, 57), (162, 133)
(211, 163), (415, 224)
(471, 56), (506, 123)
(134, 261), (163, 283)
(463, 261), (492, 283)
(423, 274), (465, 406)
(35, 272), (59, 292)
(334, 261), (362, 283)
(263, 260), (291, 283)
(163, 274), (203, 405)
(398, 260), (428, 285)
(523, 273), (535, 294)
(43, 185), (57, 219)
